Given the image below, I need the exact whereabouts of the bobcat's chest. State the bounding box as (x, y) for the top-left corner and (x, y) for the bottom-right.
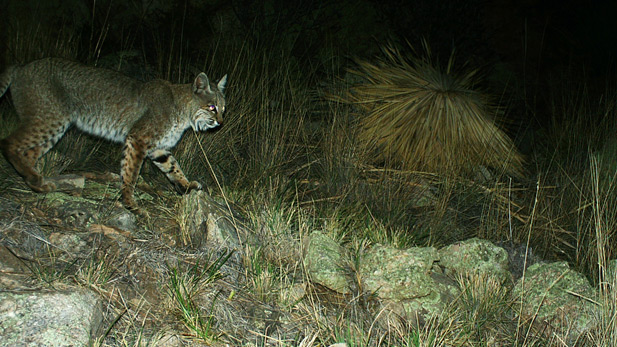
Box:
(155, 121), (191, 149)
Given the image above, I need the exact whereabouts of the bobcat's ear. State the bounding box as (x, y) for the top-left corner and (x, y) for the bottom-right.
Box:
(193, 73), (212, 94)
(217, 74), (228, 94)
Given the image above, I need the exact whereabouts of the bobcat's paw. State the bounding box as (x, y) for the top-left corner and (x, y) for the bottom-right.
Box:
(125, 203), (149, 218)
(188, 181), (202, 192)
(174, 181), (202, 194)
(122, 196), (142, 213)
(27, 179), (56, 193)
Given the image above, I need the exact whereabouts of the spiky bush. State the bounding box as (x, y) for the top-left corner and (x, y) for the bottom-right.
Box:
(344, 45), (524, 177)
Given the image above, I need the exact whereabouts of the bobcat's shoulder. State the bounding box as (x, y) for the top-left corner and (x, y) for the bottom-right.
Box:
(0, 57), (228, 212)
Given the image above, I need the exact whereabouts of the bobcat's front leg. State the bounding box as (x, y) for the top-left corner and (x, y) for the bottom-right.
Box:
(149, 149), (202, 194)
(121, 135), (149, 211)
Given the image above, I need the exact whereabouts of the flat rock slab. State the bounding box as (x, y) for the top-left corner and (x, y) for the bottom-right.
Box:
(47, 174), (86, 193)
(0, 289), (102, 347)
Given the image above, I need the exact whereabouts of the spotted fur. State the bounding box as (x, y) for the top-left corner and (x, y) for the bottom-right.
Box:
(0, 58), (227, 211)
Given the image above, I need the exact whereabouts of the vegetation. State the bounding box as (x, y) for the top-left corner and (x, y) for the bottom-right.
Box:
(166, 252), (231, 343)
(341, 44), (524, 178)
(1, 1), (616, 346)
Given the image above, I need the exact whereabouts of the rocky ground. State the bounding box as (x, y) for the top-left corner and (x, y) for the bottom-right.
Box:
(0, 171), (611, 346)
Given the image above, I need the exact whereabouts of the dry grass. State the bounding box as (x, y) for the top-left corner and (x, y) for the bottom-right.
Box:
(4, 22), (79, 63)
(165, 255), (229, 343)
(341, 44), (524, 178)
(584, 155), (617, 346)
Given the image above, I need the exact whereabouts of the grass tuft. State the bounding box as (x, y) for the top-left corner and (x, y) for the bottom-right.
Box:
(166, 251), (231, 342)
(342, 43), (524, 178)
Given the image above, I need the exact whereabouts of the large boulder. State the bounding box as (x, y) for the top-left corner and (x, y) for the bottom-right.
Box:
(439, 238), (511, 283)
(360, 244), (458, 322)
(512, 261), (597, 343)
(0, 289), (103, 346)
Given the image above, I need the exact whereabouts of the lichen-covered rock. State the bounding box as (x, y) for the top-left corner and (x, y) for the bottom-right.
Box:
(105, 209), (137, 231)
(176, 190), (245, 284)
(43, 192), (97, 228)
(512, 261), (597, 343)
(0, 289), (102, 347)
(439, 238), (511, 283)
(29, 187), (137, 232)
(304, 231), (351, 294)
(361, 245), (437, 300)
(360, 245), (458, 321)
(49, 232), (88, 254)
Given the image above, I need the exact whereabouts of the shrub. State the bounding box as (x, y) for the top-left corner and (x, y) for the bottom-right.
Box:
(343, 44), (524, 178)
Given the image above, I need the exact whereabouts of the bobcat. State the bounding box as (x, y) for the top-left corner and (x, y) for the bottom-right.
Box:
(0, 58), (227, 211)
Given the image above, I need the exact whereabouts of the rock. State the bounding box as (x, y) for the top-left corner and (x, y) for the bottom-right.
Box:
(176, 190), (244, 284)
(361, 245), (438, 300)
(41, 192), (98, 228)
(47, 174), (85, 193)
(206, 210), (240, 250)
(177, 190), (241, 251)
(151, 331), (184, 347)
(285, 283), (307, 304)
(104, 208), (137, 231)
(512, 261), (596, 343)
(498, 242), (536, 280)
(0, 247), (32, 291)
(0, 289), (102, 347)
(304, 231), (351, 294)
(49, 232), (88, 253)
(21, 185), (136, 232)
(360, 245), (458, 322)
(439, 238), (511, 283)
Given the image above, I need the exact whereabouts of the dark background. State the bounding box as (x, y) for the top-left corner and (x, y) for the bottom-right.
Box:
(1, 0), (616, 148)
(1, 1), (615, 76)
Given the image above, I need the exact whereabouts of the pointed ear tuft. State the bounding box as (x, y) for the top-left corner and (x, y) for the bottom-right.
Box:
(217, 74), (227, 94)
(193, 73), (212, 94)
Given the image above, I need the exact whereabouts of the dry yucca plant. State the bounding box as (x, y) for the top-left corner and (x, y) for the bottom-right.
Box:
(344, 44), (524, 177)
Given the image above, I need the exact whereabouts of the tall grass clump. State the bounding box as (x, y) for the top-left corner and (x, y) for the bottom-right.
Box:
(0, 1), (94, 64)
(166, 253), (231, 342)
(318, 58), (521, 245)
(585, 154), (617, 345)
(342, 44), (524, 178)
(175, 36), (314, 202)
(524, 77), (617, 270)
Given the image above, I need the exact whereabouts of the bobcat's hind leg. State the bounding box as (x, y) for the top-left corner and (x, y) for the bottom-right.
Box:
(149, 149), (202, 194)
(121, 136), (149, 211)
(0, 123), (67, 192)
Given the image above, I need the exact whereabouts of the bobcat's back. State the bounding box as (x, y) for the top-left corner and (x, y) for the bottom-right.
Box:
(8, 58), (146, 142)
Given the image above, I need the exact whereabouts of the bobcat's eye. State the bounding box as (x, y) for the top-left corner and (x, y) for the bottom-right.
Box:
(208, 105), (217, 113)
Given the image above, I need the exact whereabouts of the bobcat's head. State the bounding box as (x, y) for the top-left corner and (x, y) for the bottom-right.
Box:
(191, 73), (227, 131)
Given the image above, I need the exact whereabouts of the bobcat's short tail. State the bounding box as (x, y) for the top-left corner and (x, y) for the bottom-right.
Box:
(0, 66), (14, 99)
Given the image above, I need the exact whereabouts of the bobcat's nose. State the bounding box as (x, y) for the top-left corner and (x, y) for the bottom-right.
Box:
(216, 115), (223, 126)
